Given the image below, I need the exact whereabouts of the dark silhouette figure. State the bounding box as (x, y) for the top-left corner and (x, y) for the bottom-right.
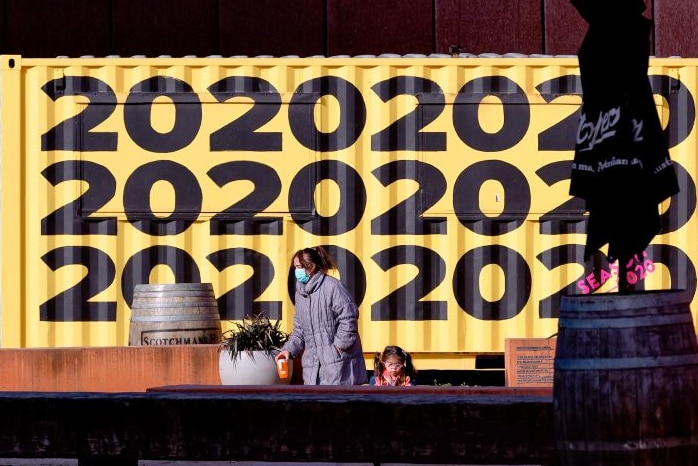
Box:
(568, 0), (679, 291)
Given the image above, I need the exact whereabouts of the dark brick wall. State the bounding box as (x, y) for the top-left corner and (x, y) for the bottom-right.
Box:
(328, 0), (434, 56)
(0, 1), (694, 58)
(220, 0), (326, 57)
(437, 0), (543, 56)
(112, 0), (220, 57)
(4, 0), (112, 57)
(654, 0), (698, 57)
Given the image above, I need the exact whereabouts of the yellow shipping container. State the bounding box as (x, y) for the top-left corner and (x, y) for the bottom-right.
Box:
(1, 55), (696, 369)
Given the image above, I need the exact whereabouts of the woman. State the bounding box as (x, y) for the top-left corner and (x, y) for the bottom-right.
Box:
(276, 246), (367, 385)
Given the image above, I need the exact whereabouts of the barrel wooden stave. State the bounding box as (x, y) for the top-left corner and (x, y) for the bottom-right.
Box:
(553, 290), (698, 465)
(129, 283), (222, 346)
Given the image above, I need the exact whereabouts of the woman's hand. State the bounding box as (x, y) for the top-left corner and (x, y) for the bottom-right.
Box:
(276, 350), (290, 362)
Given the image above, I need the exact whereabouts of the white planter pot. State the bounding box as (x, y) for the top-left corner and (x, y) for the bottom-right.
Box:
(218, 349), (292, 385)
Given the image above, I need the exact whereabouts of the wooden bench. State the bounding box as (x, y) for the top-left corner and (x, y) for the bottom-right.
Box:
(0, 385), (557, 465)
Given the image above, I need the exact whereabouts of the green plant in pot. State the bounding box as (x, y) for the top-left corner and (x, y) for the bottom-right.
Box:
(218, 313), (292, 385)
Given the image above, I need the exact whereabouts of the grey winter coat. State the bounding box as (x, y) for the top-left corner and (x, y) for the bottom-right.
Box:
(282, 271), (367, 385)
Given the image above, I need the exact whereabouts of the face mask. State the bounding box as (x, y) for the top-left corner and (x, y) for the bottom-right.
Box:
(294, 268), (310, 284)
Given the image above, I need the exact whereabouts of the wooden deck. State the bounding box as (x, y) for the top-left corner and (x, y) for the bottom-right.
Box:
(0, 385), (556, 466)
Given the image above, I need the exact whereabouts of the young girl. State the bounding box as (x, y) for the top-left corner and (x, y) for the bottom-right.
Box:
(369, 345), (417, 386)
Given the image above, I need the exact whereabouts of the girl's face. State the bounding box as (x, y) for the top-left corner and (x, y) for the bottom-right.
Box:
(383, 357), (404, 376)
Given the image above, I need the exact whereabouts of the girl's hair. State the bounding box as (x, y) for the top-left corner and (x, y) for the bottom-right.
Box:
(293, 246), (337, 272)
(373, 345), (418, 385)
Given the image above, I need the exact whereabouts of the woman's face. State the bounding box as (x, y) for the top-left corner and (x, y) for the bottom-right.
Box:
(383, 357), (404, 376)
(294, 256), (315, 275)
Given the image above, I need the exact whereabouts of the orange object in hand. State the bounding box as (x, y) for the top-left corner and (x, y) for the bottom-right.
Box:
(276, 358), (289, 379)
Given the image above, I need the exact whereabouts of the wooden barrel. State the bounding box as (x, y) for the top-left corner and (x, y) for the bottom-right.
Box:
(129, 283), (221, 346)
(553, 290), (698, 465)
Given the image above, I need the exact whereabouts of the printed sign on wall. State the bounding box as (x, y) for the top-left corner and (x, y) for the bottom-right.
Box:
(2, 56), (696, 359)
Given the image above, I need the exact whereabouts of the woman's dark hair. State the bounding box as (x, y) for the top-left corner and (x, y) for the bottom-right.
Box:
(373, 345), (418, 385)
(293, 246), (337, 272)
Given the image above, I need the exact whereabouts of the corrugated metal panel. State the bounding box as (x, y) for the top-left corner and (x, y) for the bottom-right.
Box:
(2, 56), (697, 369)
